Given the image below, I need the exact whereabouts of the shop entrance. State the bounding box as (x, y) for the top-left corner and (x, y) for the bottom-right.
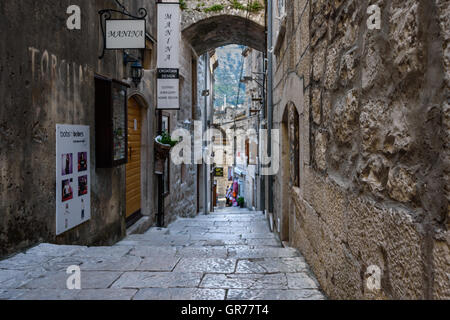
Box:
(126, 97), (142, 220)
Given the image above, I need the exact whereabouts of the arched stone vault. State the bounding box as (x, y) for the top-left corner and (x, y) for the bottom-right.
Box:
(181, 0), (266, 55)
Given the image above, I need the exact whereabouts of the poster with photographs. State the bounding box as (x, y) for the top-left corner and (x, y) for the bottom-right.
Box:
(56, 125), (91, 235)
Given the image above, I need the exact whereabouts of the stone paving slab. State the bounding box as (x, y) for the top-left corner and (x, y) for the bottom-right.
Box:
(227, 289), (326, 300)
(0, 269), (45, 289)
(73, 246), (133, 258)
(246, 238), (282, 246)
(0, 253), (52, 271)
(25, 244), (87, 257)
(0, 289), (29, 300)
(130, 246), (177, 258)
(173, 258), (237, 273)
(75, 289), (138, 300)
(236, 257), (308, 274)
(198, 239), (248, 246)
(41, 256), (85, 272)
(134, 288), (226, 300)
(0, 208), (325, 300)
(287, 273), (321, 290)
(16, 289), (81, 300)
(137, 256), (180, 272)
(200, 273), (288, 290)
(189, 233), (243, 241)
(228, 248), (299, 259)
(22, 271), (123, 289)
(80, 256), (142, 272)
(176, 247), (228, 259)
(111, 272), (203, 289)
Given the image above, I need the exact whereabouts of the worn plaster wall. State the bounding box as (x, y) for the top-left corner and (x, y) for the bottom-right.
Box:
(164, 38), (198, 221)
(0, 0), (156, 257)
(273, 0), (449, 299)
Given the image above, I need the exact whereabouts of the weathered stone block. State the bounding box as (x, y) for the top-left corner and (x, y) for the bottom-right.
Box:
(359, 98), (389, 153)
(390, 0), (423, 78)
(432, 231), (450, 299)
(298, 6), (310, 57)
(312, 88), (322, 125)
(313, 41), (327, 82)
(303, 170), (348, 243)
(358, 154), (389, 194)
(297, 50), (311, 87)
(383, 207), (424, 299)
(334, 0), (361, 49)
(387, 166), (417, 203)
(339, 46), (359, 87)
(322, 91), (332, 127)
(324, 42), (340, 90)
(332, 89), (359, 144)
(315, 131), (328, 172)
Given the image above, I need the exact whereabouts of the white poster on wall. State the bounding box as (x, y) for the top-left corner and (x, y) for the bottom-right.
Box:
(56, 125), (91, 235)
(157, 2), (180, 110)
(105, 19), (146, 49)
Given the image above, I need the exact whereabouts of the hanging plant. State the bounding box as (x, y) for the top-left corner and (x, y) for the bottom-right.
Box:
(156, 131), (178, 147)
(180, 0), (188, 10)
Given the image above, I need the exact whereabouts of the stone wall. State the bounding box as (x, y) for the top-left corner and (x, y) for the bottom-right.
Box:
(272, 0), (449, 299)
(164, 39), (198, 221)
(0, 0), (157, 258)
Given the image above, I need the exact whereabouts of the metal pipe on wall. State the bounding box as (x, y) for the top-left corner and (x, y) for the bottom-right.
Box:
(203, 53), (209, 215)
(267, 0), (274, 214)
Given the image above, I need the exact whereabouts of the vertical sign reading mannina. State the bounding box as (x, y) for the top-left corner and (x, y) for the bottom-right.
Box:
(56, 125), (91, 235)
(157, 2), (180, 110)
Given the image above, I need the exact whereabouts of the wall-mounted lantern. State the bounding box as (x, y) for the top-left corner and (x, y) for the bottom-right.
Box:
(131, 61), (144, 87)
(124, 52), (144, 87)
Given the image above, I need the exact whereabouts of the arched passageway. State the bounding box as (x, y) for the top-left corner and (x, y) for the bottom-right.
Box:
(182, 14), (265, 55)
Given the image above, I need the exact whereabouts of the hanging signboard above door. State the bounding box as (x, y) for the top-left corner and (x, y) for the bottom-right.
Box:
(98, 7), (148, 59)
(157, 2), (181, 110)
(105, 19), (146, 49)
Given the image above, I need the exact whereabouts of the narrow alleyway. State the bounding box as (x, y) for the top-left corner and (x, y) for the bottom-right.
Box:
(0, 210), (325, 300)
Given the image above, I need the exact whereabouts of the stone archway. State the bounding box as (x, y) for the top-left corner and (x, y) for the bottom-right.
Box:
(181, 1), (265, 55)
(182, 14), (265, 55)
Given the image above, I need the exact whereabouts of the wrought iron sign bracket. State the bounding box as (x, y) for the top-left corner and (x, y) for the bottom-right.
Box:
(98, 7), (148, 59)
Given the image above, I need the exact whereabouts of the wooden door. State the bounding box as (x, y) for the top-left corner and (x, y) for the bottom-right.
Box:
(126, 98), (142, 218)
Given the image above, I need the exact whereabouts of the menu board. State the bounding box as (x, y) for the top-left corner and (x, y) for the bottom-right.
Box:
(112, 82), (127, 162)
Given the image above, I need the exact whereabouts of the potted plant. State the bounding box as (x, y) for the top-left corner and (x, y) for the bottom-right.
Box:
(237, 196), (245, 208)
(154, 131), (178, 174)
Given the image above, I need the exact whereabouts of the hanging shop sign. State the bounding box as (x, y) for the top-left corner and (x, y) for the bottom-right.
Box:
(98, 7), (148, 59)
(157, 2), (181, 110)
(56, 125), (91, 235)
(105, 19), (146, 49)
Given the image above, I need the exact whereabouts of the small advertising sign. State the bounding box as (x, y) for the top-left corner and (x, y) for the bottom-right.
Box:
(105, 19), (146, 49)
(215, 167), (224, 178)
(157, 2), (181, 110)
(56, 125), (91, 235)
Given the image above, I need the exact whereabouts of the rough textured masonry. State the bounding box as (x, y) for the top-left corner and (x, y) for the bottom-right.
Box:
(272, 0), (449, 299)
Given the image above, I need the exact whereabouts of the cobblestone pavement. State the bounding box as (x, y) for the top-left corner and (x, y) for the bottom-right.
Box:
(0, 210), (325, 300)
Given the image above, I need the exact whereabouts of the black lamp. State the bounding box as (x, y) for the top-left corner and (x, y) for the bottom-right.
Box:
(123, 52), (143, 87)
(131, 61), (143, 87)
